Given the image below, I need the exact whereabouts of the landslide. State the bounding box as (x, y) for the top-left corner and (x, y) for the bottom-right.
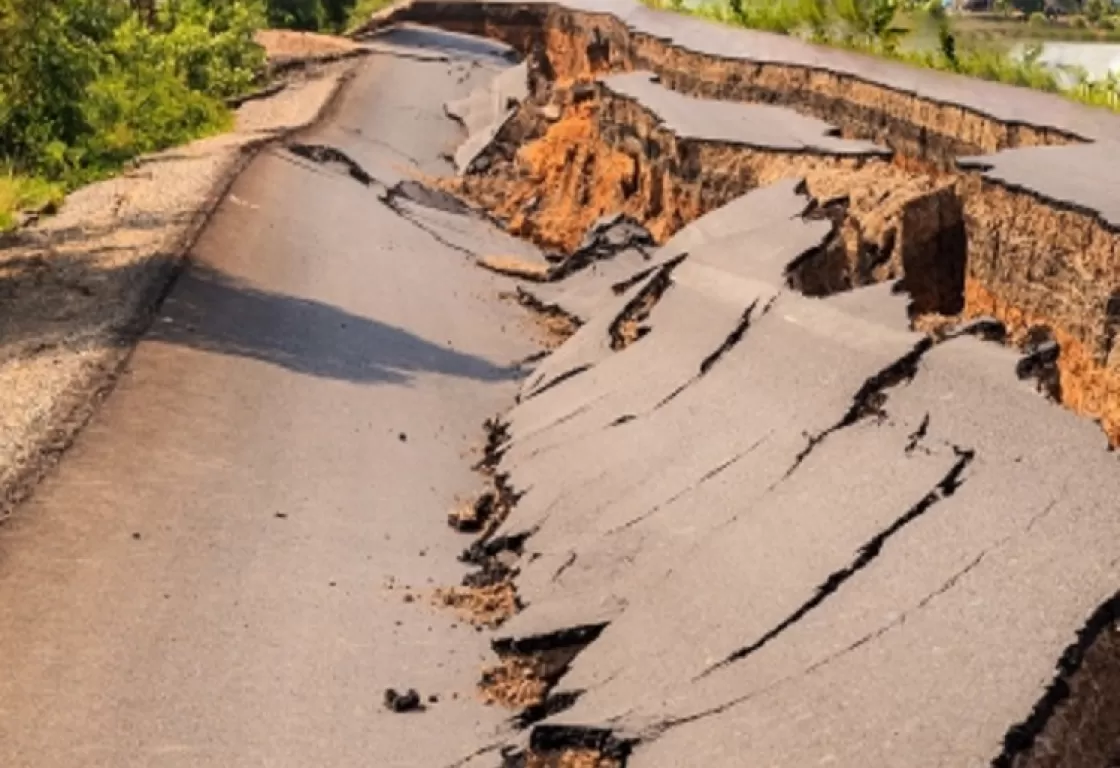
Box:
(408, 5), (1120, 448)
(362, 7), (1120, 765)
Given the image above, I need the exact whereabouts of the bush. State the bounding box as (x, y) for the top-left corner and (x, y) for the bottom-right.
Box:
(0, 172), (64, 231)
(1029, 10), (1048, 25)
(264, 0), (373, 31)
(266, 0), (324, 29)
(344, 0), (397, 30)
(0, 0), (266, 215)
(160, 0), (267, 99)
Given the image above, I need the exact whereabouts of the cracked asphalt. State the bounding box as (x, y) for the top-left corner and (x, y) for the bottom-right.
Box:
(489, 162), (1120, 766)
(3, 17), (1120, 768)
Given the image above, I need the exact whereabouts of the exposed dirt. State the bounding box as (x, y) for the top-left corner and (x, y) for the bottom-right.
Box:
(479, 655), (549, 709)
(447, 102), (655, 253)
(369, 0), (1120, 439)
(522, 750), (620, 768)
(1009, 621), (1120, 768)
(478, 254), (551, 281)
(609, 260), (679, 351)
(502, 289), (582, 350)
(960, 177), (1120, 446)
(356, 1), (1079, 164)
(433, 579), (521, 628)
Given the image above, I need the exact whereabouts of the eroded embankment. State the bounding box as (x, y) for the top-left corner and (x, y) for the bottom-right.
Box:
(360, 2), (1082, 164)
(449, 88), (965, 318)
(381, 4), (1120, 446)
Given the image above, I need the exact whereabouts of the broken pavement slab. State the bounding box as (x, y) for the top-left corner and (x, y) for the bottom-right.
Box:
(387, 0), (1120, 450)
(601, 70), (888, 157)
(486, 210), (1120, 767)
(404, 11), (1120, 759)
(445, 61), (530, 174)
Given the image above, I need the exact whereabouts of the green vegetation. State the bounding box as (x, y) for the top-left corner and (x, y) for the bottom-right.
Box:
(343, 0), (397, 31)
(0, 0), (391, 231)
(0, 0), (270, 230)
(652, 0), (1120, 113)
(0, 173), (64, 231)
(265, 0), (395, 31)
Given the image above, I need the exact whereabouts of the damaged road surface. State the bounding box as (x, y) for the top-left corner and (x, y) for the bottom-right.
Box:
(0, 27), (542, 768)
(5, 5), (1120, 768)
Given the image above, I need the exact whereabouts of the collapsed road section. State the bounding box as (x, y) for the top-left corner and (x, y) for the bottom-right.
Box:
(349, 3), (1120, 767)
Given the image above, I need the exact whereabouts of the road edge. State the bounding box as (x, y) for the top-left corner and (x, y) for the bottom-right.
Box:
(0, 64), (363, 522)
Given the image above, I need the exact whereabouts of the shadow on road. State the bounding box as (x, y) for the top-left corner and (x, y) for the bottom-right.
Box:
(149, 263), (520, 385)
(0, 243), (519, 387)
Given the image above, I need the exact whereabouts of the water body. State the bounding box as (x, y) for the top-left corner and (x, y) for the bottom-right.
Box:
(1028, 41), (1120, 81)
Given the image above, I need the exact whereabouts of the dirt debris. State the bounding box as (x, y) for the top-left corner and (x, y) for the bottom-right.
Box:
(383, 687), (424, 713)
(433, 579), (522, 629)
(479, 655), (550, 709)
(256, 29), (360, 61)
(521, 750), (621, 768)
(478, 254), (551, 281)
(447, 494), (492, 534)
(504, 289), (582, 350)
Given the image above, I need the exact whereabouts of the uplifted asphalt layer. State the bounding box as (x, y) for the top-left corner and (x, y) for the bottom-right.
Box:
(601, 71), (887, 156)
(472, 166), (1120, 767)
(445, 60), (529, 172)
(375, 0), (1120, 229)
(959, 140), (1120, 228)
(448, 0), (1120, 143)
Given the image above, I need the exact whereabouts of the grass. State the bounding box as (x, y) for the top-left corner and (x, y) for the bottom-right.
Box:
(0, 174), (65, 233)
(343, 0), (398, 31)
(945, 12), (1120, 43)
(652, 0), (1120, 113)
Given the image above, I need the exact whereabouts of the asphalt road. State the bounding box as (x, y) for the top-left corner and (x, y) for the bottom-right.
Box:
(5, 14), (1120, 768)
(0, 35), (536, 768)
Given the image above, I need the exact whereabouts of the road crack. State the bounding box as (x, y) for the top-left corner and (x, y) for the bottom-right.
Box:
(699, 444), (974, 678)
(656, 296), (775, 410)
(772, 336), (934, 490)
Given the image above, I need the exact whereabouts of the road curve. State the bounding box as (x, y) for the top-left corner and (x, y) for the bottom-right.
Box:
(0, 37), (536, 768)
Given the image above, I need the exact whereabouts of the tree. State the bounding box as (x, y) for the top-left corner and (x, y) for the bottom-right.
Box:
(0, 0), (265, 181)
(1084, 0), (1110, 22)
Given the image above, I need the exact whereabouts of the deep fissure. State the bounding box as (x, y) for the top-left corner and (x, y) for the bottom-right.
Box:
(701, 445), (975, 678)
(777, 337), (934, 486)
